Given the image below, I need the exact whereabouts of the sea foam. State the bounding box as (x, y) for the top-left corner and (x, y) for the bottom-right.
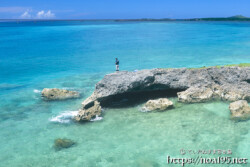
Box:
(33, 89), (41, 93)
(49, 111), (78, 123)
(90, 115), (103, 122)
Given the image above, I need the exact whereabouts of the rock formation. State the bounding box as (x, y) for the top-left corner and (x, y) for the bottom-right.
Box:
(177, 83), (249, 103)
(229, 100), (250, 120)
(75, 101), (102, 121)
(76, 67), (250, 121)
(41, 88), (80, 100)
(142, 98), (173, 112)
(54, 138), (76, 150)
(177, 87), (214, 103)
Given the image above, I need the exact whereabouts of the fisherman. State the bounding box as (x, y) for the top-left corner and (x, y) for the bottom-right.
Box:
(115, 58), (119, 71)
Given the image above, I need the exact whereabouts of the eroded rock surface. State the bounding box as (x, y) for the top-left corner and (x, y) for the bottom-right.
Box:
(76, 67), (250, 121)
(177, 83), (249, 103)
(229, 100), (250, 120)
(177, 87), (214, 103)
(75, 101), (102, 121)
(41, 88), (80, 100)
(142, 98), (173, 112)
(82, 67), (250, 106)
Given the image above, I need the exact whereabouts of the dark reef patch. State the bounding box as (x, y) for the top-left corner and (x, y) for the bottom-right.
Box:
(54, 138), (76, 150)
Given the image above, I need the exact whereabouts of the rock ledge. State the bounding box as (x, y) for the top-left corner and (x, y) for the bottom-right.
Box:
(76, 67), (250, 121)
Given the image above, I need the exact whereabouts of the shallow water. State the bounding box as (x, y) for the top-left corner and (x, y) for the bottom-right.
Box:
(0, 21), (250, 166)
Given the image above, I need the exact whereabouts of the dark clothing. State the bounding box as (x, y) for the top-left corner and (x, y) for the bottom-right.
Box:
(115, 59), (120, 71)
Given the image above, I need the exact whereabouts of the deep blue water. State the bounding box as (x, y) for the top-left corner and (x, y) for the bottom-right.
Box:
(0, 21), (250, 167)
(1, 21), (250, 85)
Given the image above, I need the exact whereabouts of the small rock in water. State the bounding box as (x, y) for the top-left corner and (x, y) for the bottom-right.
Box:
(54, 138), (76, 150)
(75, 101), (102, 121)
(229, 100), (250, 121)
(41, 88), (80, 100)
(142, 98), (174, 112)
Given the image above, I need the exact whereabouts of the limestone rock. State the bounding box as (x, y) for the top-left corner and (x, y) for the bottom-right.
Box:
(41, 88), (80, 100)
(80, 67), (250, 108)
(177, 87), (214, 103)
(54, 138), (76, 150)
(142, 98), (173, 111)
(77, 67), (250, 120)
(177, 84), (250, 103)
(75, 101), (102, 121)
(221, 90), (245, 102)
(210, 84), (223, 98)
(229, 100), (250, 120)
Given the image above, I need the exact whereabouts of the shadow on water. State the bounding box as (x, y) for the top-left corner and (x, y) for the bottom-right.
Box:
(0, 84), (28, 94)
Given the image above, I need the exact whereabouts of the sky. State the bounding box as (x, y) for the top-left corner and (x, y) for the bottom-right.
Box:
(0, 0), (250, 19)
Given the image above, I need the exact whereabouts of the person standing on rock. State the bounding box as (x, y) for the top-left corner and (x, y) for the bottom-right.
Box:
(115, 58), (119, 71)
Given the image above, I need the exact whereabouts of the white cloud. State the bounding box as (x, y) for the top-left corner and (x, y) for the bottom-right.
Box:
(0, 7), (55, 19)
(37, 10), (44, 18)
(36, 10), (55, 19)
(20, 10), (31, 19)
(44, 10), (55, 18)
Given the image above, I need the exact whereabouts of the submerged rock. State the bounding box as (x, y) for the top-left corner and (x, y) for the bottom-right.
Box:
(229, 100), (250, 120)
(54, 138), (76, 150)
(142, 98), (173, 112)
(75, 101), (102, 121)
(41, 88), (80, 100)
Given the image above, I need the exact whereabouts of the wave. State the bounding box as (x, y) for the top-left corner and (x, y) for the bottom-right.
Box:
(49, 111), (78, 123)
(33, 89), (41, 93)
(90, 115), (103, 122)
(139, 106), (150, 112)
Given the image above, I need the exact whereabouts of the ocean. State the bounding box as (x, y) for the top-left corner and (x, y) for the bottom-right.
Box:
(0, 21), (249, 166)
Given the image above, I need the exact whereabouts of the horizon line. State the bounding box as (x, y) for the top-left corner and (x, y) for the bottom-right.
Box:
(0, 15), (249, 21)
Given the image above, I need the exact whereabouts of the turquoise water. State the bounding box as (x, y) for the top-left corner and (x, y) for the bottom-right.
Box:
(0, 21), (250, 166)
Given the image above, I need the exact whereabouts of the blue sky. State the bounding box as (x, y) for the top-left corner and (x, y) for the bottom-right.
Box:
(0, 0), (249, 19)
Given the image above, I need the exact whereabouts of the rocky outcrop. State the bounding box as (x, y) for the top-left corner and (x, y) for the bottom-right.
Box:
(229, 100), (250, 120)
(76, 67), (250, 121)
(177, 83), (249, 103)
(82, 67), (250, 106)
(54, 138), (76, 150)
(177, 87), (214, 103)
(75, 101), (102, 121)
(221, 89), (248, 102)
(41, 88), (80, 100)
(142, 98), (173, 112)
